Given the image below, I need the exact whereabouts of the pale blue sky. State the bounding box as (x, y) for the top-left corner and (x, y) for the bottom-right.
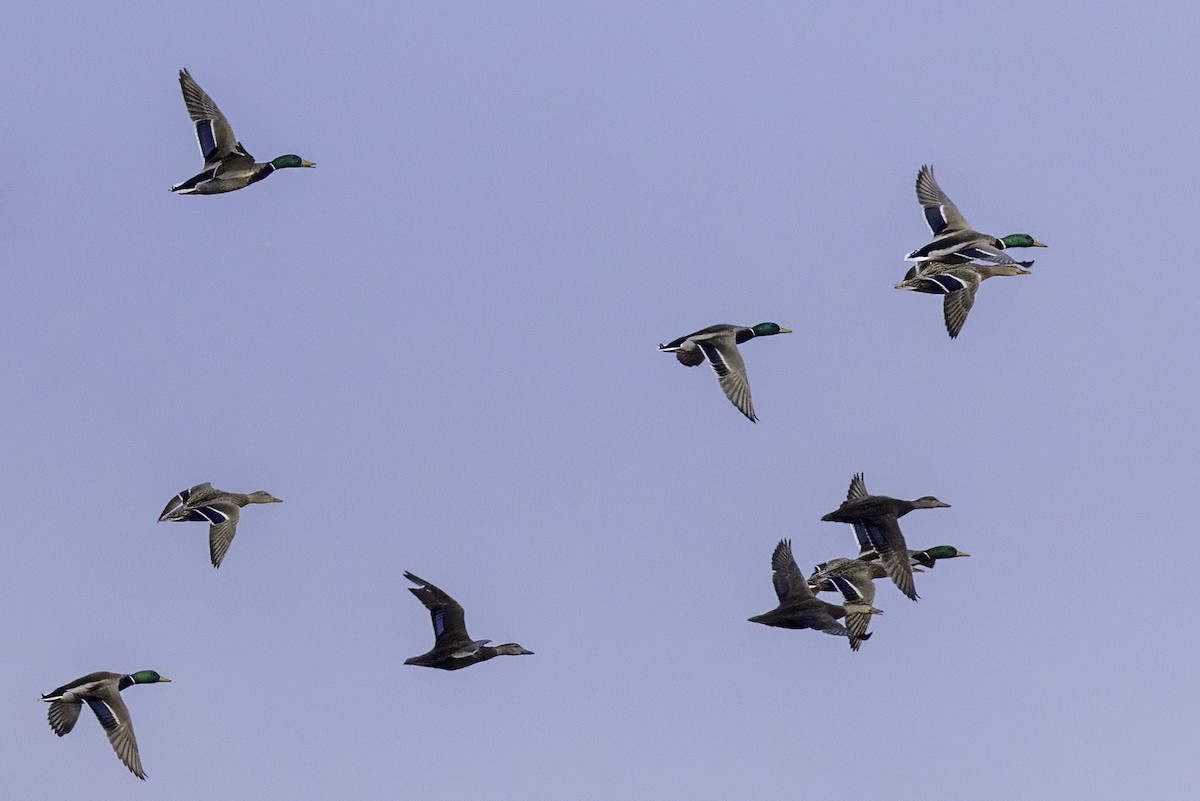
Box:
(3, 2), (1197, 799)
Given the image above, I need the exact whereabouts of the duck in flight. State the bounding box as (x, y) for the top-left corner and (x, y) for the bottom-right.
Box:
(895, 258), (1031, 339)
(658, 322), (791, 422)
(748, 539), (882, 651)
(820, 473), (950, 601)
(158, 483), (282, 568)
(42, 670), (171, 780)
(171, 68), (314, 194)
(403, 572), (534, 670)
(905, 165), (1045, 265)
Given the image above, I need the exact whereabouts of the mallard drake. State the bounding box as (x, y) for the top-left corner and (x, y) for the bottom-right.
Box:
(158, 483), (282, 568)
(858, 544), (971, 569)
(748, 539), (881, 650)
(42, 670), (170, 780)
(171, 69), (315, 194)
(403, 572), (534, 670)
(820, 473), (950, 601)
(805, 557), (885, 651)
(658, 322), (792, 422)
(905, 165), (1045, 264)
(895, 259), (1030, 339)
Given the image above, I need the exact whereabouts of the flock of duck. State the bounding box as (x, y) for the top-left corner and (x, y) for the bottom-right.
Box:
(41, 68), (1044, 781)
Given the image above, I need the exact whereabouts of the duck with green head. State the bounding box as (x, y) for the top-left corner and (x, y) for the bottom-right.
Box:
(42, 670), (171, 780)
(905, 165), (1046, 265)
(657, 322), (792, 422)
(171, 69), (315, 194)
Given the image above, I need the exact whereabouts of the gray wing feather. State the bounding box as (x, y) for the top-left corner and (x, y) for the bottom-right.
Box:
(846, 473), (868, 502)
(844, 609), (874, 651)
(404, 572), (472, 650)
(206, 502), (241, 568)
(47, 700), (83, 736)
(89, 691), (146, 780)
(915, 165), (970, 233)
(770, 540), (815, 602)
(942, 280), (980, 339)
(868, 518), (919, 601)
(698, 339), (755, 422)
(178, 69), (251, 167)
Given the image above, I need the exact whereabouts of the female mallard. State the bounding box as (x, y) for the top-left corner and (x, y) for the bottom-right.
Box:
(42, 670), (171, 780)
(158, 483), (282, 568)
(820, 473), (950, 601)
(403, 572), (534, 670)
(905, 165), (1045, 264)
(171, 69), (315, 194)
(804, 556), (885, 651)
(658, 322), (792, 422)
(895, 259), (1030, 339)
(748, 539), (881, 651)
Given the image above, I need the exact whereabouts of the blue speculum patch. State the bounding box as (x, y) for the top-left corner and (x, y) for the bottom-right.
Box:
(698, 343), (728, 374)
(830, 576), (859, 600)
(926, 274), (965, 293)
(433, 610), (445, 636)
(864, 524), (888, 549)
(196, 120), (217, 160)
(924, 207), (947, 234)
(852, 524), (872, 550)
(185, 506), (228, 524)
(86, 698), (116, 728)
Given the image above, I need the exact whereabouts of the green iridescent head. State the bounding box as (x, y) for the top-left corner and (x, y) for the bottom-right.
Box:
(924, 545), (970, 561)
(271, 154), (316, 169)
(751, 322), (793, 337)
(1001, 234), (1047, 249)
(130, 670), (171, 684)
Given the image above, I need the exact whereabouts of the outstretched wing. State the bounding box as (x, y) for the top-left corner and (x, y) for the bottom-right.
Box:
(769, 539), (815, 603)
(825, 575), (879, 652)
(862, 519), (918, 601)
(902, 269), (981, 340)
(915, 165), (970, 235)
(46, 700), (83, 736)
(158, 482), (212, 521)
(178, 69), (252, 168)
(404, 571), (471, 650)
(846, 473), (868, 502)
(942, 281), (980, 339)
(198, 502), (242, 568)
(696, 339), (755, 422)
(86, 691), (146, 780)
